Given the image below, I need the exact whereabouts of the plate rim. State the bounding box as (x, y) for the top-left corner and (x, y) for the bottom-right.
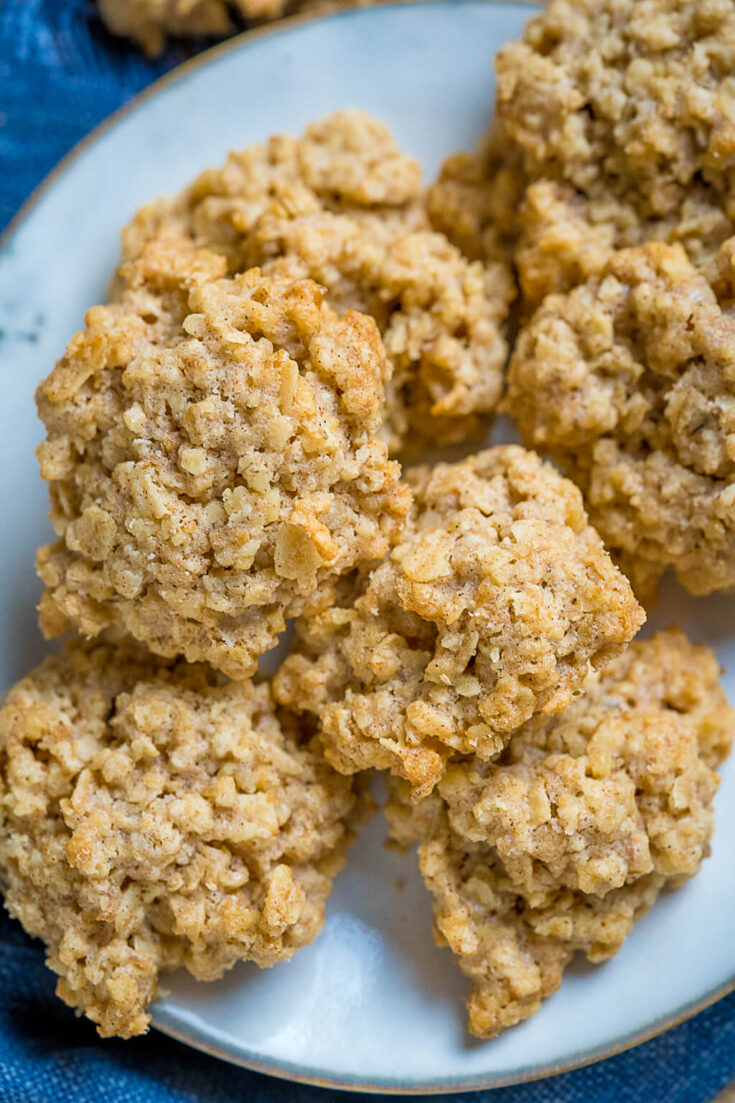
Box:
(153, 971), (735, 1094)
(2, 2), (733, 1093)
(0, 0), (537, 246)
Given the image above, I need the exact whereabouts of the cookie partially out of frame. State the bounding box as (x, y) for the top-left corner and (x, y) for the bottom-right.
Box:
(506, 239), (735, 600)
(497, 0), (735, 306)
(430, 0), (735, 312)
(98, 0), (325, 55)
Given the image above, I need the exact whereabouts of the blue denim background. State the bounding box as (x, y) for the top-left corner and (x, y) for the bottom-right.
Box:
(1, 2), (735, 1100)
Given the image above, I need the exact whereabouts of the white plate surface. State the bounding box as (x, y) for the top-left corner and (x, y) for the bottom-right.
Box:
(1, 1), (734, 1093)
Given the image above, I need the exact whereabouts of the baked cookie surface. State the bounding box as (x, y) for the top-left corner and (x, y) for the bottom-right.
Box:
(430, 0), (735, 310)
(386, 629), (734, 1037)
(98, 0), (237, 54)
(426, 121), (525, 272)
(36, 238), (408, 677)
(121, 111), (513, 453)
(496, 0), (735, 305)
(0, 638), (357, 1038)
(506, 239), (735, 599)
(98, 0), (320, 54)
(274, 446), (644, 798)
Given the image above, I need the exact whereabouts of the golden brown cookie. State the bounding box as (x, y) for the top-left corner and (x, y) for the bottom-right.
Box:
(274, 446), (644, 799)
(98, 0), (377, 55)
(0, 638), (357, 1038)
(426, 120), (525, 272)
(506, 239), (735, 599)
(36, 235), (409, 677)
(386, 629), (734, 1037)
(98, 0), (237, 54)
(96, 0), (533, 56)
(495, 0), (735, 305)
(121, 111), (513, 453)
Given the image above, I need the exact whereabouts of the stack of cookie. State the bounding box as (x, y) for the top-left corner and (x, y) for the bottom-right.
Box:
(1, 12), (733, 1042)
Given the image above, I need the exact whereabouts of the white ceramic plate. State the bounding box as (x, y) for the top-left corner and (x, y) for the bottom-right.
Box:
(1, 1), (734, 1093)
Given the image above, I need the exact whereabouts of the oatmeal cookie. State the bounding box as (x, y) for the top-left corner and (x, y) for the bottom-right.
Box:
(36, 234), (409, 678)
(386, 629), (733, 1037)
(98, 0), (367, 54)
(98, 0), (237, 54)
(506, 239), (735, 599)
(495, 0), (735, 305)
(121, 111), (513, 453)
(274, 446), (644, 799)
(0, 638), (357, 1038)
(97, 0), (344, 54)
(426, 121), (525, 272)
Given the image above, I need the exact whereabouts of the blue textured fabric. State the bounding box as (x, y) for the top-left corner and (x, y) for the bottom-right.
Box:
(1, 2), (735, 1100)
(0, 903), (734, 1102)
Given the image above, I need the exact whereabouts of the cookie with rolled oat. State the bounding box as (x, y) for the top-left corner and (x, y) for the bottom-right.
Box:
(506, 239), (735, 599)
(98, 0), (347, 55)
(426, 120), (525, 272)
(98, 0), (237, 54)
(98, 0), (377, 55)
(0, 638), (358, 1038)
(36, 233), (409, 678)
(386, 629), (734, 1037)
(494, 0), (735, 306)
(274, 446), (644, 799)
(121, 111), (513, 453)
(122, 112), (424, 260)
